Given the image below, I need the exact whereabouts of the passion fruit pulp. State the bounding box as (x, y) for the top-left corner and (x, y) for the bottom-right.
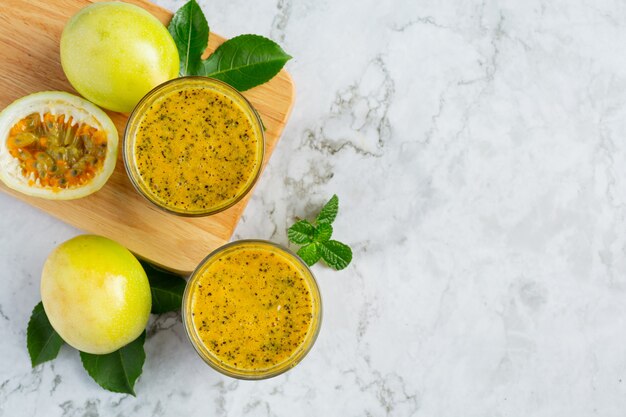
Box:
(0, 91), (118, 199)
(7, 112), (107, 189)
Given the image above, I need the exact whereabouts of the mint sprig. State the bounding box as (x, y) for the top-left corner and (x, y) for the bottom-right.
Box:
(26, 261), (186, 395)
(288, 195), (352, 270)
(168, 0), (291, 91)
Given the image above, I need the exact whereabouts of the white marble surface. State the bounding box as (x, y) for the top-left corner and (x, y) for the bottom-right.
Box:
(2, 0), (626, 415)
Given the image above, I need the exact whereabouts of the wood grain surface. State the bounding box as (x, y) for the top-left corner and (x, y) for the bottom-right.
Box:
(0, 0), (295, 274)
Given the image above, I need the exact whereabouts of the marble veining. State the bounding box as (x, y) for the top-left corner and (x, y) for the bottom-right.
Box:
(3, 0), (626, 415)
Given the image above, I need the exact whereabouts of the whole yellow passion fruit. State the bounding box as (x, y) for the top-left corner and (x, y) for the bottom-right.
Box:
(60, 1), (179, 113)
(41, 235), (151, 354)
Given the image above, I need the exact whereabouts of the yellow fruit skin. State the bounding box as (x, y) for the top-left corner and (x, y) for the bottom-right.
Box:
(60, 2), (179, 113)
(41, 235), (151, 354)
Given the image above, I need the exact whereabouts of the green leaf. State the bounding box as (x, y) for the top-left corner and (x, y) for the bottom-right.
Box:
(200, 34), (292, 91)
(80, 332), (146, 396)
(168, 0), (209, 76)
(297, 243), (321, 266)
(140, 261), (186, 314)
(319, 240), (352, 270)
(316, 195), (339, 225)
(288, 220), (316, 245)
(314, 223), (333, 242)
(288, 195), (352, 270)
(26, 302), (64, 367)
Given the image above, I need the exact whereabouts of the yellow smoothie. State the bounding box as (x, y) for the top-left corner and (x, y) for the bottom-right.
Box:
(183, 241), (322, 378)
(124, 77), (264, 215)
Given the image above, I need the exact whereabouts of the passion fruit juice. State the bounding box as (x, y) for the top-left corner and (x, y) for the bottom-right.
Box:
(124, 77), (264, 216)
(183, 241), (322, 379)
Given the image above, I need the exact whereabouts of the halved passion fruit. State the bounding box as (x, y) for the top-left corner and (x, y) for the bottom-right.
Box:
(0, 91), (118, 199)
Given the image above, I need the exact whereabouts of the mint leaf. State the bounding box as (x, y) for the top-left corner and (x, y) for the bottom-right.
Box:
(141, 261), (186, 314)
(200, 34), (291, 91)
(319, 240), (352, 270)
(288, 220), (316, 244)
(314, 223), (333, 242)
(27, 302), (64, 367)
(297, 243), (321, 266)
(168, 0), (209, 76)
(316, 195), (338, 225)
(80, 332), (146, 396)
(288, 195), (352, 269)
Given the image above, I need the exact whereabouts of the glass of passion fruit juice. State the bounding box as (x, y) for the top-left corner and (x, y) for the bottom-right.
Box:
(182, 240), (322, 379)
(123, 77), (264, 216)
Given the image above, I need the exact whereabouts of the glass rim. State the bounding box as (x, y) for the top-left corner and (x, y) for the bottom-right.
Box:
(122, 76), (266, 217)
(182, 239), (323, 380)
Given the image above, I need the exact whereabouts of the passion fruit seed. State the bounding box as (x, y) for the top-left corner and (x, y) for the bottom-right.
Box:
(6, 112), (107, 189)
(13, 132), (38, 147)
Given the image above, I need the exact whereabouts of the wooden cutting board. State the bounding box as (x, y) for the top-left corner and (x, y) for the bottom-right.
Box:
(0, 0), (295, 274)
